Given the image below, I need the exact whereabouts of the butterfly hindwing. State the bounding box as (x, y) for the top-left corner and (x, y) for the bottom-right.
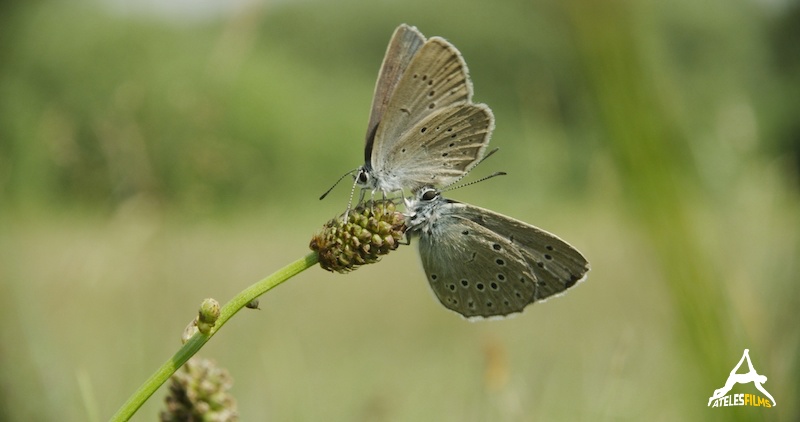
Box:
(456, 203), (590, 301)
(417, 202), (539, 318)
(374, 103), (494, 192)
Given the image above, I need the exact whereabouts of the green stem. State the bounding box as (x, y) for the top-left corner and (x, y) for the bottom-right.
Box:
(110, 251), (319, 421)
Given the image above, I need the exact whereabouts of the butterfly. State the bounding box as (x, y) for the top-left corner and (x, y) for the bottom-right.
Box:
(322, 24), (494, 203)
(405, 187), (590, 319)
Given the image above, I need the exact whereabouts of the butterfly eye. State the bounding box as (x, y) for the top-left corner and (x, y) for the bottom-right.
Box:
(421, 189), (437, 201)
(357, 171), (369, 184)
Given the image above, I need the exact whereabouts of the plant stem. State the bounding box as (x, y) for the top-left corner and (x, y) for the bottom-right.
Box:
(110, 251), (319, 421)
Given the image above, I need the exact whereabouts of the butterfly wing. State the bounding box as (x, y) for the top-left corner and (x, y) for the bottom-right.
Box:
(456, 202), (590, 301)
(372, 103), (493, 192)
(370, 35), (475, 180)
(416, 201), (537, 318)
(416, 200), (589, 319)
(364, 24), (426, 161)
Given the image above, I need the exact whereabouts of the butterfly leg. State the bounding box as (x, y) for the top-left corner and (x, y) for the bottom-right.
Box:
(380, 190), (391, 214)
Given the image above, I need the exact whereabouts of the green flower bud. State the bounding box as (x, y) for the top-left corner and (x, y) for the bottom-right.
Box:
(197, 298), (220, 335)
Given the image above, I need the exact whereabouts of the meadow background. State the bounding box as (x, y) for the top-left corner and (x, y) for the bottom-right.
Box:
(1, 0), (798, 420)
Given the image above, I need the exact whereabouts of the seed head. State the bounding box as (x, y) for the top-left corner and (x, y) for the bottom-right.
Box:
(160, 357), (238, 422)
(310, 200), (406, 273)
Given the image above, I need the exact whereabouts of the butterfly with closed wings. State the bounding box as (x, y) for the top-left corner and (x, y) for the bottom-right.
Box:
(322, 24), (494, 204)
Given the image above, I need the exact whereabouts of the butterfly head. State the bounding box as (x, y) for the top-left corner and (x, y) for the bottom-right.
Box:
(405, 186), (444, 233)
(355, 166), (374, 190)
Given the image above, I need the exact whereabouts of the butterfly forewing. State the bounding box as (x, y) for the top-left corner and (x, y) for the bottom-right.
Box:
(371, 36), (473, 172)
(457, 203), (590, 301)
(364, 24), (426, 159)
(376, 103), (494, 192)
(417, 204), (539, 318)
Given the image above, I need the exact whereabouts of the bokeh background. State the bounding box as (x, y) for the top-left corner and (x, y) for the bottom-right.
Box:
(1, 0), (798, 420)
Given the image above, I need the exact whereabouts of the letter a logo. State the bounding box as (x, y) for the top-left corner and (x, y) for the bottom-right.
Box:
(708, 349), (776, 407)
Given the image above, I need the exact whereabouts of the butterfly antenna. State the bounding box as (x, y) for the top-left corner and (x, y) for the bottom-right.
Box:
(477, 147), (500, 165)
(342, 177), (362, 221)
(445, 147), (500, 188)
(444, 171), (507, 193)
(319, 168), (358, 200)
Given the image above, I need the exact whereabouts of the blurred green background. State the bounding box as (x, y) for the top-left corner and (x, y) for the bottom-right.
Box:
(1, 0), (798, 420)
